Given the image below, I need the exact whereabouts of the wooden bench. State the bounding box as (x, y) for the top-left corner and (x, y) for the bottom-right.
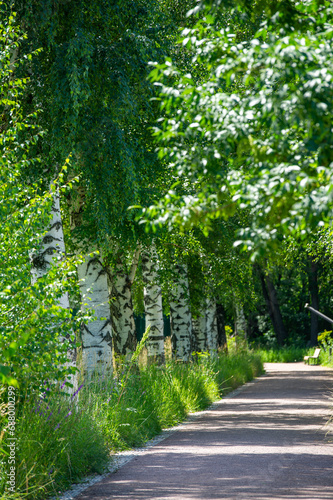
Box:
(304, 348), (321, 365)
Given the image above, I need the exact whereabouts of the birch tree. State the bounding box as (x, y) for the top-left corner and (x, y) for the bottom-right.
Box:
(0, 12), (79, 392)
(31, 185), (77, 389)
(109, 247), (140, 358)
(142, 246), (165, 364)
(192, 311), (207, 353)
(206, 297), (218, 354)
(170, 264), (193, 361)
(77, 254), (113, 379)
(234, 301), (247, 348)
(70, 186), (113, 379)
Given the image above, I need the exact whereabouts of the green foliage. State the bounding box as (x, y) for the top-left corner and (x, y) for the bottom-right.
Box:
(143, 0), (333, 258)
(11, 0), (183, 250)
(317, 330), (333, 367)
(318, 329), (333, 347)
(0, 9), (83, 391)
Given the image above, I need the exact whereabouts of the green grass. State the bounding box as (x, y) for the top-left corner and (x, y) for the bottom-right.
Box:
(254, 344), (333, 369)
(254, 346), (308, 363)
(0, 350), (263, 500)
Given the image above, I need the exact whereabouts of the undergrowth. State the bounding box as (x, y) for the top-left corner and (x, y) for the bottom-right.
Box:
(0, 350), (263, 500)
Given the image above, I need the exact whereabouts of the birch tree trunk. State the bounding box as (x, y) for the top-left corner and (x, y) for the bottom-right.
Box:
(77, 254), (113, 379)
(170, 264), (193, 362)
(234, 301), (247, 348)
(109, 248), (140, 358)
(70, 185), (113, 379)
(31, 188), (76, 388)
(142, 247), (165, 364)
(192, 311), (207, 353)
(206, 297), (218, 354)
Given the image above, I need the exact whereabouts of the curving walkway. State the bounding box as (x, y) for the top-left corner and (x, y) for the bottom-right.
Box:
(76, 363), (333, 500)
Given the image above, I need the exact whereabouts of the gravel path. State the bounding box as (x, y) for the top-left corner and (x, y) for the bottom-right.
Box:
(71, 362), (332, 500)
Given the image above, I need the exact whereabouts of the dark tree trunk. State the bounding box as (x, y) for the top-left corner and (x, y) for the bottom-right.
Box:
(259, 269), (287, 346)
(308, 258), (319, 347)
(216, 303), (228, 353)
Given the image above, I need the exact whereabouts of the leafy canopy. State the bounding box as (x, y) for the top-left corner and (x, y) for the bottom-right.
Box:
(142, 0), (333, 259)
(0, 8), (83, 390)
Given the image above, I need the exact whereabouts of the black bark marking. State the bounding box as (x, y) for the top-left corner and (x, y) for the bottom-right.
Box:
(81, 323), (95, 337)
(42, 234), (62, 245)
(49, 221), (62, 232)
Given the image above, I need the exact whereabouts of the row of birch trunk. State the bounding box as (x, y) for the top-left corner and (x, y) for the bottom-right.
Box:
(33, 191), (228, 384)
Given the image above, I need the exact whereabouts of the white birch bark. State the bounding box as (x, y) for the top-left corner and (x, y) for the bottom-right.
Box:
(142, 247), (164, 364)
(31, 188), (76, 389)
(70, 184), (112, 380)
(77, 254), (113, 379)
(192, 311), (207, 353)
(235, 302), (247, 345)
(170, 264), (193, 362)
(192, 316), (205, 353)
(206, 297), (218, 354)
(31, 189), (67, 280)
(109, 248), (140, 357)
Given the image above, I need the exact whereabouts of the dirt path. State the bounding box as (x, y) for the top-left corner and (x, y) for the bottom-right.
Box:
(75, 363), (333, 500)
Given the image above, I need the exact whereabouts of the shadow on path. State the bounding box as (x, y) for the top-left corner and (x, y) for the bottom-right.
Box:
(76, 363), (333, 500)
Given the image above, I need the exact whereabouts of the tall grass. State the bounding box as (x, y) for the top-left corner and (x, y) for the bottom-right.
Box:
(0, 350), (263, 500)
(255, 346), (307, 363)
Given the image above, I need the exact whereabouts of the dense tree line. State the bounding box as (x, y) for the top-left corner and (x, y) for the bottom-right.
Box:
(1, 0), (333, 390)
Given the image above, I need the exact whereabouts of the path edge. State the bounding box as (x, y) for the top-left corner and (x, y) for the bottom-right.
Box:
(53, 372), (268, 500)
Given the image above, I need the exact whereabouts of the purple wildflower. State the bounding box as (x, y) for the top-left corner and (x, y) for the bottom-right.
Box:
(60, 379), (67, 390)
(71, 383), (84, 400)
(65, 411), (72, 418)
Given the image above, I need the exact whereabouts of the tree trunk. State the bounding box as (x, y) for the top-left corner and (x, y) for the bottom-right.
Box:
(259, 269), (287, 346)
(142, 247), (165, 364)
(216, 303), (228, 353)
(109, 248), (140, 358)
(234, 302), (247, 343)
(192, 311), (207, 353)
(206, 297), (218, 354)
(170, 264), (193, 362)
(77, 254), (113, 379)
(31, 188), (76, 388)
(70, 184), (113, 379)
(308, 258), (319, 347)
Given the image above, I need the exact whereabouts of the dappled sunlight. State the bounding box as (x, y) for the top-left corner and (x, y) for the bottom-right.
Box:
(76, 364), (333, 500)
